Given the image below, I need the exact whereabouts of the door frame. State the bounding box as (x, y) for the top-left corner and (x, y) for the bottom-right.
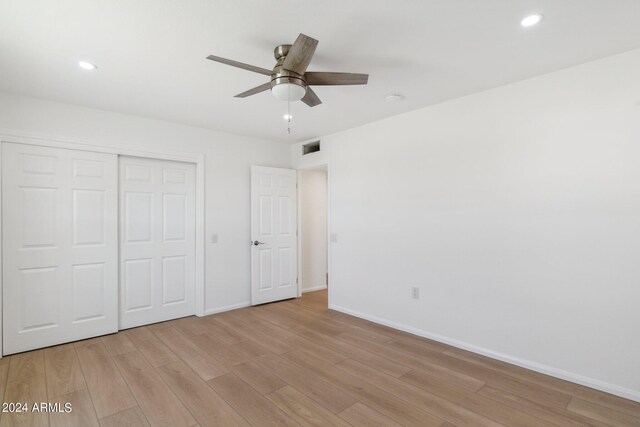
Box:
(0, 130), (207, 357)
(296, 162), (332, 307)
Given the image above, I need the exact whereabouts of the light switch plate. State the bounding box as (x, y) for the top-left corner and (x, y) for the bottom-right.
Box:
(330, 233), (338, 243)
(211, 234), (218, 243)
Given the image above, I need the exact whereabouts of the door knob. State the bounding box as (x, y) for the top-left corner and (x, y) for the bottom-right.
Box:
(252, 240), (266, 246)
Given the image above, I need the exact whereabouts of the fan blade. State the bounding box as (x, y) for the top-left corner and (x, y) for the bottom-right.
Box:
(234, 82), (272, 98)
(301, 87), (322, 107)
(305, 72), (368, 85)
(206, 55), (272, 76)
(282, 33), (318, 75)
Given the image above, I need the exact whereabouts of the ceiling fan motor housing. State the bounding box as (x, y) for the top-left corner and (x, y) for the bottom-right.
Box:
(271, 45), (307, 101)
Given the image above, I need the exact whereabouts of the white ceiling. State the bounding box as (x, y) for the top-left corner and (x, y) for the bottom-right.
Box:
(1, 1), (640, 143)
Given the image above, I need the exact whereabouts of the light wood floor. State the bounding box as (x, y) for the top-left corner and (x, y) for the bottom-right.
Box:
(1, 290), (638, 427)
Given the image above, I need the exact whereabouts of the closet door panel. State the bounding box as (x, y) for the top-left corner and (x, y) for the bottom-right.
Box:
(119, 156), (195, 329)
(2, 142), (118, 355)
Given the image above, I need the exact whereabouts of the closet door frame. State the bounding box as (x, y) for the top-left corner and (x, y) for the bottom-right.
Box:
(0, 132), (206, 357)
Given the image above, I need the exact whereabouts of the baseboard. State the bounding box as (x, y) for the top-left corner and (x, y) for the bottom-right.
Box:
(302, 285), (327, 293)
(329, 304), (640, 403)
(203, 301), (251, 316)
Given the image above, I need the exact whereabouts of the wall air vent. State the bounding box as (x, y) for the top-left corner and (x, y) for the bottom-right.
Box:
(302, 140), (320, 155)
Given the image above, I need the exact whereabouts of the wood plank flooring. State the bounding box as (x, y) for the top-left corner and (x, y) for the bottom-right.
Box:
(0, 289), (638, 426)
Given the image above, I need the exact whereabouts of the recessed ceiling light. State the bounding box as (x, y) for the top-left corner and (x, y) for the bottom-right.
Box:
(78, 61), (97, 71)
(283, 113), (293, 121)
(520, 14), (543, 27)
(385, 94), (404, 102)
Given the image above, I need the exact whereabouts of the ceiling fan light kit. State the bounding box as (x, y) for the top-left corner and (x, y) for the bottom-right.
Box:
(206, 33), (369, 108)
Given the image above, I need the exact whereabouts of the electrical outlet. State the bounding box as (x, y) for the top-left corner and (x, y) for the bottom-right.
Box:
(411, 287), (420, 299)
(330, 233), (338, 243)
(211, 234), (218, 243)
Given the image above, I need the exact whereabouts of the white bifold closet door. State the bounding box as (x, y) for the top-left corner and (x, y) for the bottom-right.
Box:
(119, 157), (196, 329)
(2, 142), (118, 355)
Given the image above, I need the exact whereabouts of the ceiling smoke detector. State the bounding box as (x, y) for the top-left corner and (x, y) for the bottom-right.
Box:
(385, 94), (404, 102)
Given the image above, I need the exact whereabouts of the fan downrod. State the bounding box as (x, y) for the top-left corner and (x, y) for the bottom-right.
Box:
(274, 44), (292, 60)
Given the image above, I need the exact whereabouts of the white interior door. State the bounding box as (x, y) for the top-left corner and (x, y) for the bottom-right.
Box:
(251, 166), (297, 305)
(2, 142), (118, 355)
(119, 156), (196, 329)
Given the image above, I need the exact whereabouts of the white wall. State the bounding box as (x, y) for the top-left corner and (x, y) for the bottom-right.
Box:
(0, 92), (291, 314)
(300, 168), (327, 293)
(292, 48), (640, 401)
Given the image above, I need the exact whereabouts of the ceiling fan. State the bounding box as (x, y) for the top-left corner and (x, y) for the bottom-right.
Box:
(206, 33), (368, 107)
